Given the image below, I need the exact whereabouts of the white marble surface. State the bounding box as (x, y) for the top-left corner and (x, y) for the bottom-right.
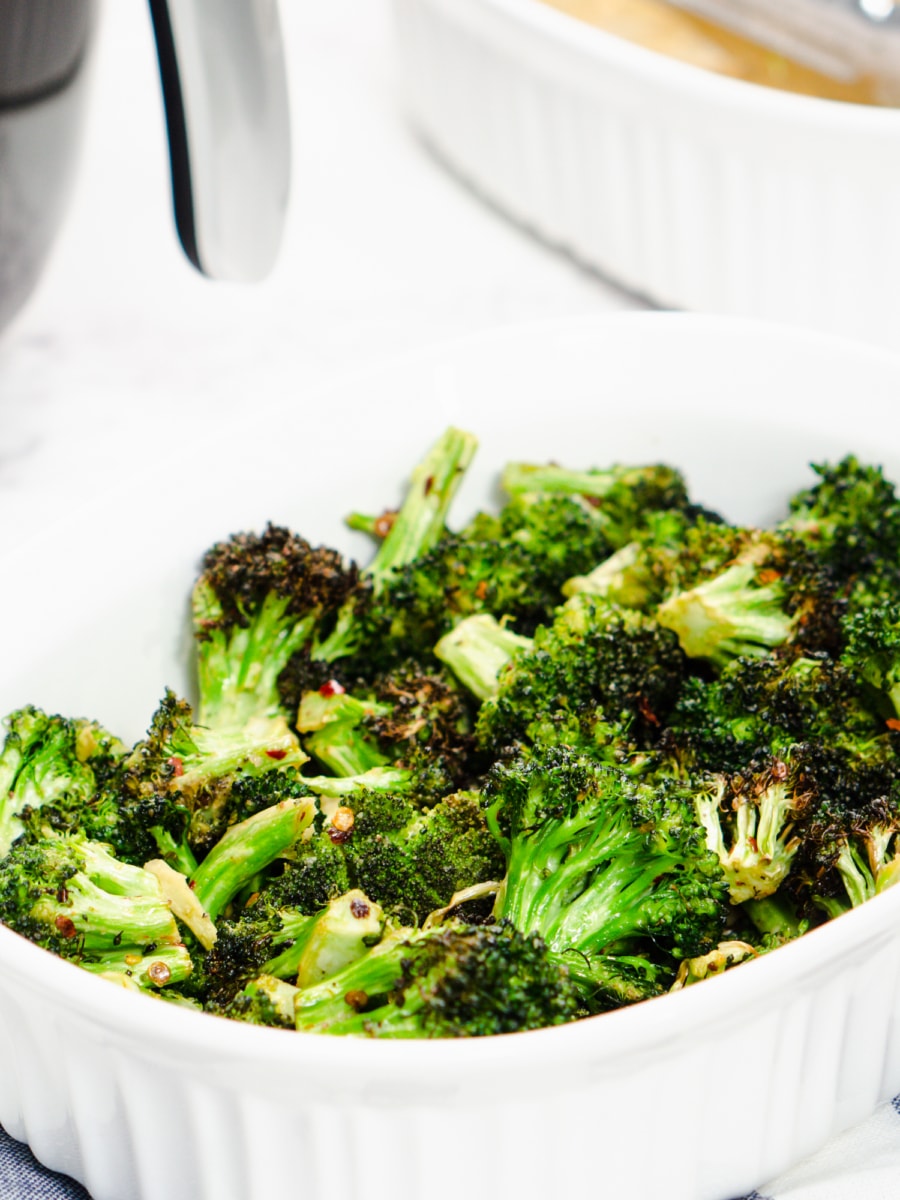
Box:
(0, 0), (642, 548)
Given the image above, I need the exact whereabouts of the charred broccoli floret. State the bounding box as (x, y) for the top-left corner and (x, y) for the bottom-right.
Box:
(255, 788), (503, 926)
(476, 594), (685, 758)
(485, 746), (729, 1007)
(290, 920), (579, 1037)
(692, 754), (816, 903)
(781, 455), (900, 579)
(295, 663), (475, 799)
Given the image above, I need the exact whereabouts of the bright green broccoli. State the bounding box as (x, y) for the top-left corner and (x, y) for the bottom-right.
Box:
(484, 746), (729, 1006)
(0, 833), (191, 991)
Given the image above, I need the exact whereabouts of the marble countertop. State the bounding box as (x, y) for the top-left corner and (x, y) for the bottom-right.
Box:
(0, 0), (641, 548)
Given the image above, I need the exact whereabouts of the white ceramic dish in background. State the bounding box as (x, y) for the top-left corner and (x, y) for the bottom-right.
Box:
(393, 0), (900, 351)
(5, 314), (900, 1200)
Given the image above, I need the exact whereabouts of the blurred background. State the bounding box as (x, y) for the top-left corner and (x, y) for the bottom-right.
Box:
(0, 0), (640, 544)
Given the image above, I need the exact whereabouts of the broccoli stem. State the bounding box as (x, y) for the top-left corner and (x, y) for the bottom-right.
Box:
(82, 943), (194, 989)
(365, 428), (478, 591)
(301, 767), (412, 798)
(502, 462), (668, 499)
(194, 587), (318, 731)
(297, 690), (392, 777)
(191, 797), (315, 921)
(313, 428), (477, 663)
(151, 827), (198, 876)
(434, 614), (533, 702)
(656, 562), (794, 668)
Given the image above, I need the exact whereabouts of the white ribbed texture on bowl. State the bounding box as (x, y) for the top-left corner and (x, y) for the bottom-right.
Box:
(393, 0), (900, 350)
(5, 315), (900, 1200)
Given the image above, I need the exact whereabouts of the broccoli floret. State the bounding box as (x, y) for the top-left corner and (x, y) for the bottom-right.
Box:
(500, 459), (691, 547)
(434, 614), (534, 703)
(842, 601), (900, 722)
(252, 789), (504, 926)
(193, 522), (355, 755)
(0, 834), (189, 991)
(477, 594), (685, 758)
(796, 795), (900, 918)
(296, 664), (475, 800)
(307, 427), (479, 672)
(781, 455), (900, 579)
(292, 921), (579, 1037)
(349, 496), (617, 666)
(656, 550), (795, 670)
(692, 755), (816, 903)
(0, 708), (112, 857)
(485, 747), (729, 1007)
(663, 652), (900, 833)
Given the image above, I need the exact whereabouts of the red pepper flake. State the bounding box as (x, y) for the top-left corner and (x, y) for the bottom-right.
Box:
(344, 989), (368, 1011)
(54, 916), (77, 939)
(167, 756), (184, 778)
(638, 696), (660, 727)
(474, 580), (489, 601)
(423, 475), (435, 496)
(349, 898), (370, 920)
(887, 719), (900, 732)
(147, 961), (172, 986)
(265, 749), (288, 760)
(327, 826), (353, 845)
(757, 569), (781, 585)
(319, 679), (346, 698)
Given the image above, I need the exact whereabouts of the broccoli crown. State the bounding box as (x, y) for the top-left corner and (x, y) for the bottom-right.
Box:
(199, 524), (356, 634)
(500, 460), (691, 547)
(293, 921), (579, 1037)
(485, 747), (729, 1005)
(792, 793), (900, 917)
(0, 708), (113, 858)
(477, 595), (685, 757)
(0, 708), (178, 868)
(664, 653), (900, 811)
(782, 456), (900, 578)
(254, 788), (504, 926)
(842, 601), (900, 721)
(0, 834), (183, 963)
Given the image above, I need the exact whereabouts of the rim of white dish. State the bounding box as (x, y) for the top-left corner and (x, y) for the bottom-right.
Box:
(3, 311), (900, 1083)
(444, 0), (900, 130)
(2, 882), (899, 1077)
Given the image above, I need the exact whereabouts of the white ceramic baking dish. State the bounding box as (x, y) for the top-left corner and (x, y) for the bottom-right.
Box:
(4, 314), (900, 1200)
(392, 0), (900, 351)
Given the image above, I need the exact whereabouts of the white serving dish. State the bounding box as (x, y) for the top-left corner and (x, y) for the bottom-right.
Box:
(393, 0), (900, 351)
(5, 314), (900, 1200)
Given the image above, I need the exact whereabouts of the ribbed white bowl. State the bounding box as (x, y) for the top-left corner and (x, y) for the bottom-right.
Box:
(4, 314), (900, 1200)
(393, 0), (900, 351)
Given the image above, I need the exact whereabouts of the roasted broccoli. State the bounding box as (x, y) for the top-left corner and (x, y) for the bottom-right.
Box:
(484, 746), (729, 1006)
(3, 433), (900, 1038)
